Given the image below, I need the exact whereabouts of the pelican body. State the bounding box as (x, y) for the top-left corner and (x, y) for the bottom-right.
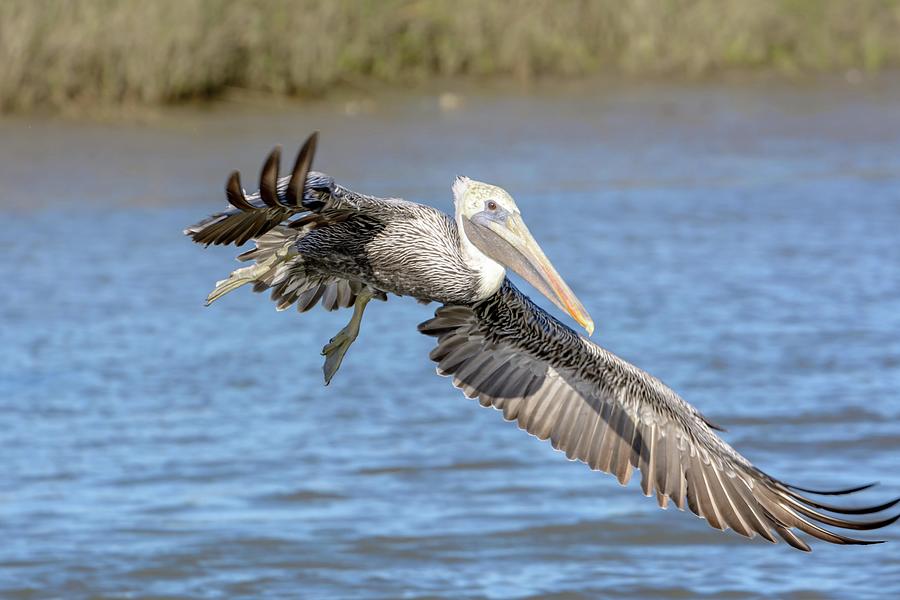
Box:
(186, 133), (897, 552)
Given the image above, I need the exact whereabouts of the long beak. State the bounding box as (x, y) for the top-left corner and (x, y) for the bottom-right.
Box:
(467, 213), (595, 335)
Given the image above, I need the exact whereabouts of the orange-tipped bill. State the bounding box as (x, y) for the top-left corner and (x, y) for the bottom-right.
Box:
(463, 212), (594, 335)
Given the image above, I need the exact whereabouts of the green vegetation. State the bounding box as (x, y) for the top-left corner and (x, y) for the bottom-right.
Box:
(3, 0), (900, 113)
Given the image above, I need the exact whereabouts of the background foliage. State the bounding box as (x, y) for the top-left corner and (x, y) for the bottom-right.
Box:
(3, 0), (900, 113)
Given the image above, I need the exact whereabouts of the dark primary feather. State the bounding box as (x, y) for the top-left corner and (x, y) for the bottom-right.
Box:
(259, 146), (282, 208)
(286, 133), (317, 206)
(184, 132), (335, 247)
(418, 280), (899, 552)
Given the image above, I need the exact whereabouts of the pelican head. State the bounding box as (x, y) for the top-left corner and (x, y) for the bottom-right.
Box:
(453, 177), (594, 335)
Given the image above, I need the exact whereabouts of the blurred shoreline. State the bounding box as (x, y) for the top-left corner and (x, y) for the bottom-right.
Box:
(4, 69), (900, 125)
(4, 0), (900, 116)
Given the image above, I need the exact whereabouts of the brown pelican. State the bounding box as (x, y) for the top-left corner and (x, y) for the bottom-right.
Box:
(186, 133), (897, 551)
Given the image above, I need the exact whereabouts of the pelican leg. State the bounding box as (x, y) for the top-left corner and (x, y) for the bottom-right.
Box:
(321, 288), (373, 385)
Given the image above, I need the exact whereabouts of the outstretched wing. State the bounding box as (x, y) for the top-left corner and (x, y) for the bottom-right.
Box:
(185, 133), (328, 247)
(184, 132), (385, 248)
(185, 133), (386, 312)
(419, 280), (898, 551)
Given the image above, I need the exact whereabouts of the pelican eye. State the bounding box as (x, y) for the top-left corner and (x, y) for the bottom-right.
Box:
(487, 200), (498, 211)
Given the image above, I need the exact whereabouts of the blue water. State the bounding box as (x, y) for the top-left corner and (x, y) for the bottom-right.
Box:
(2, 79), (900, 598)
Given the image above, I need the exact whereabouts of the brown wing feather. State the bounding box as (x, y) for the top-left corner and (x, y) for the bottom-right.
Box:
(184, 133), (328, 247)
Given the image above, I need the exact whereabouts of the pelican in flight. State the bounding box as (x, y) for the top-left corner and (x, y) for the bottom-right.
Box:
(186, 133), (897, 551)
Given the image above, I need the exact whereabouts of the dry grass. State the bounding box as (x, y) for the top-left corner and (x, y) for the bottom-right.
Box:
(3, 0), (900, 113)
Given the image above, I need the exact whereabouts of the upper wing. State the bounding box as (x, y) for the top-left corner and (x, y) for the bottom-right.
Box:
(185, 133), (387, 312)
(184, 132), (386, 248)
(418, 279), (898, 551)
(185, 133), (324, 247)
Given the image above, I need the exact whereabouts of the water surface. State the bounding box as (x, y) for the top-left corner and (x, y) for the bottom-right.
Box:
(2, 78), (900, 598)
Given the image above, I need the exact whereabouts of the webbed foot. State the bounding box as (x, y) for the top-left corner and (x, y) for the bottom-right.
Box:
(322, 322), (360, 385)
(320, 289), (372, 385)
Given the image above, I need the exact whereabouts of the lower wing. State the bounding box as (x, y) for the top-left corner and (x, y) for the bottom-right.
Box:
(419, 279), (898, 551)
